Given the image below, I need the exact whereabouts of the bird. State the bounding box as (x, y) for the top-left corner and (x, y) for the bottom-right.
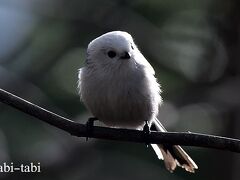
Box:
(78, 31), (198, 173)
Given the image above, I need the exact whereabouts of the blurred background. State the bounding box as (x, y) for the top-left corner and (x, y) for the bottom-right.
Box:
(0, 0), (239, 179)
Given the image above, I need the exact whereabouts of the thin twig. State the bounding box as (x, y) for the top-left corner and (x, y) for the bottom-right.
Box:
(0, 88), (240, 153)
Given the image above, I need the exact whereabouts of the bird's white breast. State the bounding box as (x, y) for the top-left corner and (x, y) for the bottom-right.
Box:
(79, 61), (161, 129)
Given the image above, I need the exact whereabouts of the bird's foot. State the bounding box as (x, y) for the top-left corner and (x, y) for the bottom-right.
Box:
(86, 117), (98, 141)
(143, 120), (151, 147)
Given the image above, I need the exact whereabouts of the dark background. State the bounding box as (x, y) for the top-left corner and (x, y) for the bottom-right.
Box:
(0, 0), (239, 179)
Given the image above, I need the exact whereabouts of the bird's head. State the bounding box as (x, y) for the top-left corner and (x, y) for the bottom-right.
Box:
(86, 31), (137, 67)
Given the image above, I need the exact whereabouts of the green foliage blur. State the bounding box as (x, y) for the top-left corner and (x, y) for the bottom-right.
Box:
(0, 0), (239, 179)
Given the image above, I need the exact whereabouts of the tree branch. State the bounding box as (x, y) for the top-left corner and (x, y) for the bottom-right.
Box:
(0, 88), (240, 153)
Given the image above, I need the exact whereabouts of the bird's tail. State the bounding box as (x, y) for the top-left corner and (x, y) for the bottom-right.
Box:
(151, 119), (198, 173)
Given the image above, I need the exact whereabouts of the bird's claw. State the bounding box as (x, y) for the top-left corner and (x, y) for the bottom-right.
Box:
(86, 117), (98, 141)
(143, 120), (151, 147)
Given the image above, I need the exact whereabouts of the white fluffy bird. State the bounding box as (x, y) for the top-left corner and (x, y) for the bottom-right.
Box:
(78, 31), (198, 172)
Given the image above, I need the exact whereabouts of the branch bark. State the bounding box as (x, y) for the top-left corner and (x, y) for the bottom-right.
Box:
(0, 88), (240, 153)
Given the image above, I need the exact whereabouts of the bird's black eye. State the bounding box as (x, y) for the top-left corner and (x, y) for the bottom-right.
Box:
(107, 51), (117, 58)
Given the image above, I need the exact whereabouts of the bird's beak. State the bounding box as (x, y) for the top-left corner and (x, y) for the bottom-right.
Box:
(120, 51), (131, 60)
